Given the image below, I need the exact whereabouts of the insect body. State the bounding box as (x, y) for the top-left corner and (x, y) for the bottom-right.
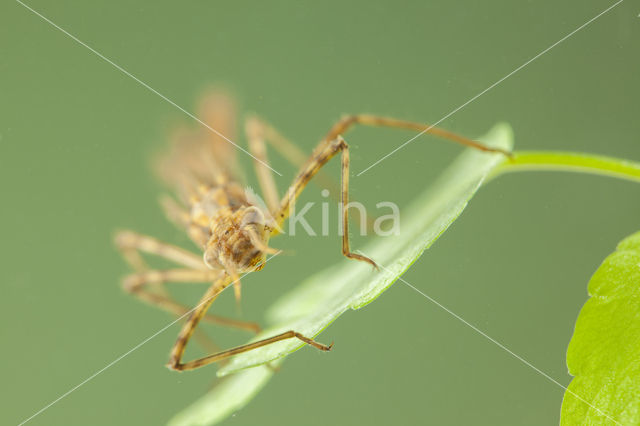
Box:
(115, 91), (509, 371)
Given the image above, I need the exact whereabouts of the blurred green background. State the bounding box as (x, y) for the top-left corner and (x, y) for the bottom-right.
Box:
(2, 1), (639, 425)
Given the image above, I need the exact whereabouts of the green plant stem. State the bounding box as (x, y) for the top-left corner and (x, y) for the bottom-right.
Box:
(491, 151), (640, 183)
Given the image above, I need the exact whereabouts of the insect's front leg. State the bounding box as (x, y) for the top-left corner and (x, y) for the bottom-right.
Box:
(122, 268), (260, 333)
(114, 231), (261, 333)
(276, 136), (377, 269)
(167, 276), (333, 372)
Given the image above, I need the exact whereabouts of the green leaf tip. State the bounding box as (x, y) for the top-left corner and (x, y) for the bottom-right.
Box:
(168, 123), (513, 425)
(561, 231), (640, 425)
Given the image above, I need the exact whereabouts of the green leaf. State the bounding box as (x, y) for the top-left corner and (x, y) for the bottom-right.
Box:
(168, 362), (279, 426)
(561, 231), (640, 425)
(168, 123), (513, 426)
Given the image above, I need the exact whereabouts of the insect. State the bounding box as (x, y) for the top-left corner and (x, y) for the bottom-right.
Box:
(115, 90), (510, 371)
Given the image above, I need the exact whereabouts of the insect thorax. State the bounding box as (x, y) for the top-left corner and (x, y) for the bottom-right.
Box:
(188, 183), (270, 273)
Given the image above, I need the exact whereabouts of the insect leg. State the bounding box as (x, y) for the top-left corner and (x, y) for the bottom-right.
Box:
(244, 115), (385, 236)
(167, 275), (332, 371)
(245, 115), (309, 170)
(115, 231), (260, 332)
(275, 136), (377, 268)
(170, 330), (332, 371)
(122, 268), (260, 333)
(159, 195), (191, 230)
(123, 264), (240, 361)
(244, 116), (280, 213)
(324, 114), (512, 156)
(114, 230), (206, 271)
(245, 114), (341, 207)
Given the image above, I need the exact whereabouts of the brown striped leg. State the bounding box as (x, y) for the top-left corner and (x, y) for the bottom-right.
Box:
(244, 115), (341, 209)
(167, 276), (331, 371)
(276, 135), (377, 268)
(122, 268), (260, 333)
(171, 330), (333, 371)
(338, 137), (377, 267)
(324, 114), (513, 157)
(272, 114), (513, 268)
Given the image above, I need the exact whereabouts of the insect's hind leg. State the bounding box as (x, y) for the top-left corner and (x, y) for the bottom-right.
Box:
(167, 276), (331, 371)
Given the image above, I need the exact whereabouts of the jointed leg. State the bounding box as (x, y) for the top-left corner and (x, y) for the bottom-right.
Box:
(171, 330), (333, 371)
(114, 230), (206, 271)
(245, 115), (310, 169)
(273, 114), (511, 268)
(159, 195), (191, 230)
(276, 136), (377, 268)
(244, 116), (280, 213)
(244, 115), (341, 213)
(117, 233), (254, 355)
(324, 114), (513, 156)
(338, 137), (376, 266)
(167, 276), (332, 371)
(115, 230), (260, 332)
(122, 268), (260, 333)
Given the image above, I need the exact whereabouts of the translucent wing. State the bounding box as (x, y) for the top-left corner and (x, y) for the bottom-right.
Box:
(156, 89), (242, 202)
